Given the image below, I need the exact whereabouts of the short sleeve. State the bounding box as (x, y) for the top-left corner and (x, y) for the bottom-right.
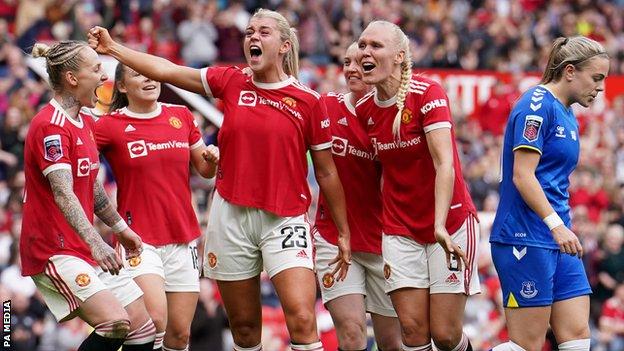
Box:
(420, 83), (453, 133)
(184, 108), (204, 150)
(33, 123), (72, 176)
(307, 98), (332, 151)
(511, 93), (551, 155)
(200, 66), (241, 98)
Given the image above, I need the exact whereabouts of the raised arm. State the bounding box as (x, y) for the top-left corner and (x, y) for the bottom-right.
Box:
(88, 26), (207, 95)
(47, 169), (123, 274)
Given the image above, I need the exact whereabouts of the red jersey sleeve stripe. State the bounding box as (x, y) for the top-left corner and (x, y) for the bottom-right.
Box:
(42, 163), (71, 177)
(423, 121), (452, 133)
(199, 67), (212, 97)
(190, 139), (205, 150)
(310, 141), (332, 151)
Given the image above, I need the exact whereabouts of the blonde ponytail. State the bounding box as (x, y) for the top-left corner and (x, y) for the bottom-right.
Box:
(541, 36), (607, 84)
(31, 40), (89, 91)
(392, 51), (413, 138)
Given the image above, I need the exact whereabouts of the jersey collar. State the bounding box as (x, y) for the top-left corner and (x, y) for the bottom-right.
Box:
(343, 92), (356, 115)
(50, 98), (84, 128)
(252, 76), (295, 90)
(121, 103), (162, 119)
(373, 89), (397, 108)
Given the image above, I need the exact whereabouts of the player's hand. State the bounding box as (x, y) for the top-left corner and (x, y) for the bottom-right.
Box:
(115, 228), (143, 259)
(88, 26), (115, 55)
(90, 239), (123, 275)
(551, 225), (583, 257)
(202, 144), (219, 164)
(434, 225), (468, 271)
(328, 231), (351, 281)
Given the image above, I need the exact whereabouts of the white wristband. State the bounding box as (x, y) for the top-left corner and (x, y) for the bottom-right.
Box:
(543, 212), (564, 230)
(111, 219), (128, 233)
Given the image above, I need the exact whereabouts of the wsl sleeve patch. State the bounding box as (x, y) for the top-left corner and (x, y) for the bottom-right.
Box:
(43, 134), (63, 162)
(522, 115), (543, 142)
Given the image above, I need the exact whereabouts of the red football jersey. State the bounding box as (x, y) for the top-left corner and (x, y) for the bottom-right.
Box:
(21, 100), (100, 275)
(355, 76), (477, 244)
(201, 66), (332, 216)
(95, 103), (203, 245)
(314, 92), (383, 254)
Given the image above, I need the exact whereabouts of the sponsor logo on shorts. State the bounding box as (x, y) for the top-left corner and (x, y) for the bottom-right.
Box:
(401, 108), (413, 124)
(207, 252), (217, 268)
(169, 116), (182, 129)
(75, 273), (91, 287)
(445, 272), (460, 285)
(383, 263), (391, 280)
(296, 250), (309, 259)
(128, 256), (142, 267)
(520, 280), (538, 299)
(322, 273), (334, 289)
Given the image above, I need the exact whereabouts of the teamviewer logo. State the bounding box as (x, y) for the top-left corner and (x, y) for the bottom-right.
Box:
(238, 90), (257, 106)
(127, 140), (148, 158)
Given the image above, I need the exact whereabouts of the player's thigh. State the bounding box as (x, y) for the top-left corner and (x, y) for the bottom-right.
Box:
(165, 292), (199, 335)
(216, 276), (262, 335)
(429, 293), (467, 340)
(134, 274), (167, 330)
(203, 191), (262, 281)
(315, 231), (366, 305)
(550, 295), (590, 342)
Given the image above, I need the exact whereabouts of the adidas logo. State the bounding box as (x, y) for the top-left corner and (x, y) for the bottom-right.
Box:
(338, 117), (348, 126)
(76, 137), (83, 145)
(445, 273), (460, 284)
(125, 124), (136, 132)
(367, 117), (374, 125)
(296, 250), (309, 259)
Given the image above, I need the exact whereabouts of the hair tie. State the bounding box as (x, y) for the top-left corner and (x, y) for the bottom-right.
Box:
(562, 38), (569, 45)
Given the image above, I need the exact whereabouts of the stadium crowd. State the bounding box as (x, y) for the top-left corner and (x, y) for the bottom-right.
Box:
(0, 0), (624, 350)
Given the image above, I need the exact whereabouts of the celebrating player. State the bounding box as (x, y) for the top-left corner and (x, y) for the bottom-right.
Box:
(314, 42), (401, 351)
(88, 8), (351, 351)
(95, 62), (218, 351)
(21, 41), (155, 351)
(489, 37), (609, 351)
(356, 21), (479, 351)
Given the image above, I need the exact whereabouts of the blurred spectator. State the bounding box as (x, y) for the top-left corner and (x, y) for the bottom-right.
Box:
(596, 283), (624, 351)
(177, 1), (218, 68)
(595, 225), (624, 303)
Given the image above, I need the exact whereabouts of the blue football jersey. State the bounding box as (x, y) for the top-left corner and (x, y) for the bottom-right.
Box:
(490, 86), (580, 249)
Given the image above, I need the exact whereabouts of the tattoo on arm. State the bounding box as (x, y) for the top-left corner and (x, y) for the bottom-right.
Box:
(93, 181), (123, 227)
(47, 169), (101, 246)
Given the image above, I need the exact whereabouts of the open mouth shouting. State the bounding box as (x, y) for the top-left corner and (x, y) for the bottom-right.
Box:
(361, 62), (376, 74)
(249, 45), (262, 63)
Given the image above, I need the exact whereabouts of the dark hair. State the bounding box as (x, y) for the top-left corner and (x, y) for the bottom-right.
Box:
(109, 62), (129, 112)
(31, 41), (89, 91)
(541, 36), (609, 84)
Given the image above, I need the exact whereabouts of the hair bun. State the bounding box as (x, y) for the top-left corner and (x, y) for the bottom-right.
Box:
(31, 43), (51, 58)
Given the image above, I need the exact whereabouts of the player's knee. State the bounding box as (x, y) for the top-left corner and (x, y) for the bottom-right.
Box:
(166, 327), (191, 345)
(375, 334), (401, 351)
(398, 318), (429, 344)
(431, 331), (461, 351)
(149, 309), (167, 332)
(94, 318), (131, 339)
(230, 318), (261, 345)
(286, 309), (316, 334)
(336, 319), (366, 348)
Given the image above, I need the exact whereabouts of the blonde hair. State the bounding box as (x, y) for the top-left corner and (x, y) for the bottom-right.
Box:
(541, 36), (608, 84)
(32, 41), (89, 91)
(364, 21), (413, 138)
(251, 9), (299, 78)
